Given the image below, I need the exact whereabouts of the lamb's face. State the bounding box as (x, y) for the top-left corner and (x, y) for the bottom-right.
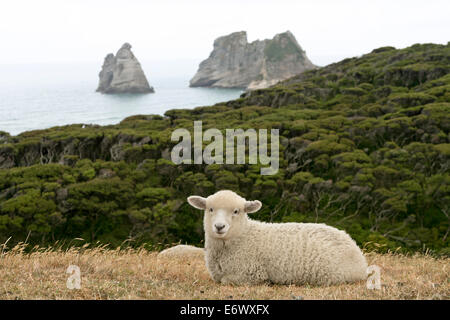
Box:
(187, 190), (262, 240)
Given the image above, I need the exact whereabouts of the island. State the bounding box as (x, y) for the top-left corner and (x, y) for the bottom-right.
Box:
(190, 31), (316, 90)
(96, 43), (154, 94)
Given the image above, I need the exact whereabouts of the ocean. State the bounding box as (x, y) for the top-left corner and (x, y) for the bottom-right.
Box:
(0, 62), (243, 136)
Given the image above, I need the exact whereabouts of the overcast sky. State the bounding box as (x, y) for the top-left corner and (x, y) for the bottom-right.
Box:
(1, 0), (449, 67)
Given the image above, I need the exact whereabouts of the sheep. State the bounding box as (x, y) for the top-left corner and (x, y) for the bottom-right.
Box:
(158, 244), (204, 259)
(187, 190), (368, 286)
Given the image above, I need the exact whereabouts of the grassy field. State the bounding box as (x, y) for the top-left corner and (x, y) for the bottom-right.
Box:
(0, 244), (448, 300)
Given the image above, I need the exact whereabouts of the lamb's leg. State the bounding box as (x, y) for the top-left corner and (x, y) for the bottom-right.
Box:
(208, 268), (223, 283)
(205, 254), (225, 283)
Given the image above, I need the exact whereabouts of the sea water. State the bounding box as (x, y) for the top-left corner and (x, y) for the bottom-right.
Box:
(0, 62), (243, 136)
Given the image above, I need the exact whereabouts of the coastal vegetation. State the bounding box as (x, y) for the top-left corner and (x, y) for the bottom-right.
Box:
(0, 43), (449, 255)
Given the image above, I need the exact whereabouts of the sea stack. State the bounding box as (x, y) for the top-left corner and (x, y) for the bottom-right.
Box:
(190, 31), (316, 90)
(96, 43), (154, 94)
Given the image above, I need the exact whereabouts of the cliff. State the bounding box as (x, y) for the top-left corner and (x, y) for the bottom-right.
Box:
(97, 43), (154, 94)
(189, 31), (316, 90)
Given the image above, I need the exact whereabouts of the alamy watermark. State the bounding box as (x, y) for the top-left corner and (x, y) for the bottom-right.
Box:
(66, 264), (81, 290)
(63, 263), (380, 291)
(366, 265), (381, 290)
(170, 121), (279, 175)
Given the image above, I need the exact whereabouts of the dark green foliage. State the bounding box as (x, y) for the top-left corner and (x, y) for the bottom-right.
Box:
(0, 43), (449, 254)
(264, 33), (305, 62)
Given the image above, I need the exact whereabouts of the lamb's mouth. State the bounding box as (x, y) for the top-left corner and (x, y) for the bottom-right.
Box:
(215, 230), (227, 236)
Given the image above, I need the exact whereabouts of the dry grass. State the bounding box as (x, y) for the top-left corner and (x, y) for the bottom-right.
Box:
(0, 244), (448, 300)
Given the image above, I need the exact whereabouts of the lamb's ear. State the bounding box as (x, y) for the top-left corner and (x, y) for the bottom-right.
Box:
(187, 196), (207, 210)
(244, 200), (262, 213)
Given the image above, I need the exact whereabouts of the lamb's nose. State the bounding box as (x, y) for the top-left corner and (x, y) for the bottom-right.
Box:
(215, 223), (225, 231)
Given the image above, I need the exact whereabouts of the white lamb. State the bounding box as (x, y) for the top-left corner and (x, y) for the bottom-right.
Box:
(187, 190), (368, 286)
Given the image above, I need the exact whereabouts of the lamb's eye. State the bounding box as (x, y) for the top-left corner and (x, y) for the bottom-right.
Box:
(209, 208), (213, 212)
(233, 209), (239, 215)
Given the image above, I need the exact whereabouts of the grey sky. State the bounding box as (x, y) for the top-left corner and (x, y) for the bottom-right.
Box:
(1, 0), (449, 67)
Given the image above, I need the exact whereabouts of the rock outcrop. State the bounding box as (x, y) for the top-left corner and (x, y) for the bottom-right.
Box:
(190, 31), (316, 90)
(97, 43), (154, 94)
